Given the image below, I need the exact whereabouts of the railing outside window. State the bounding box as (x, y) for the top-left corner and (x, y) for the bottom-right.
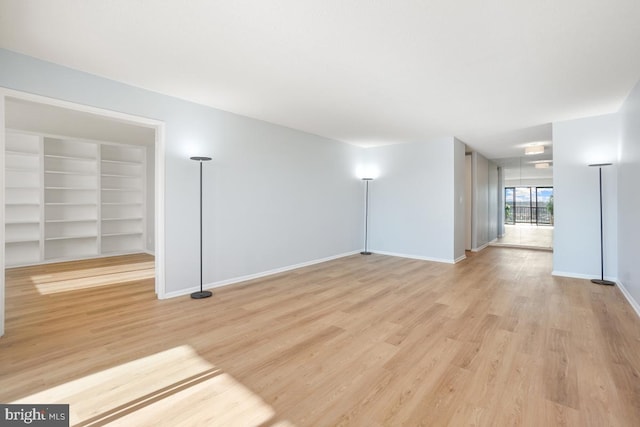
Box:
(505, 187), (553, 225)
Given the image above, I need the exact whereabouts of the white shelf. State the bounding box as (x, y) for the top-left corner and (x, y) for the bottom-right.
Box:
(101, 158), (142, 165)
(46, 187), (98, 190)
(45, 235), (97, 241)
(45, 170), (97, 176)
(102, 202), (142, 206)
(45, 202), (98, 206)
(6, 150), (39, 157)
(45, 218), (97, 223)
(5, 166), (38, 172)
(102, 232), (143, 237)
(44, 154), (96, 161)
(6, 220), (40, 225)
(102, 217), (143, 221)
(5, 132), (147, 266)
(101, 173), (139, 178)
(6, 238), (41, 244)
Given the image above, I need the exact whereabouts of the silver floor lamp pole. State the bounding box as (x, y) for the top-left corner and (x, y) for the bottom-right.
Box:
(361, 177), (373, 255)
(190, 156), (213, 298)
(588, 163), (615, 286)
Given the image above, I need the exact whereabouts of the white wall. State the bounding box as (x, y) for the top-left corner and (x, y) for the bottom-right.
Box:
(363, 137), (463, 263)
(618, 80), (640, 313)
(0, 49), (363, 301)
(552, 113), (619, 279)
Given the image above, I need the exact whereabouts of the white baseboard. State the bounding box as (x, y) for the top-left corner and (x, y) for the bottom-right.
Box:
(471, 239), (498, 252)
(371, 250), (457, 264)
(454, 254), (467, 264)
(551, 271), (616, 281)
(615, 280), (640, 319)
(162, 250), (360, 299)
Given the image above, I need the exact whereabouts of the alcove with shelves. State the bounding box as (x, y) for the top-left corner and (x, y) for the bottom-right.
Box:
(4, 130), (147, 266)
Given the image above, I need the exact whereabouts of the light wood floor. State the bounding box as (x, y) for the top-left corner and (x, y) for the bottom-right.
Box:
(1, 249), (640, 426)
(493, 224), (553, 250)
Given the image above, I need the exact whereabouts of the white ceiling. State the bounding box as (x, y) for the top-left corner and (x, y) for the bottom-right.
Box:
(1, 0), (639, 159)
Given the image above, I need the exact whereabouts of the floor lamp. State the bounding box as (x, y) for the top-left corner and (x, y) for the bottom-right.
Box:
(190, 156), (213, 298)
(588, 163), (615, 286)
(361, 177), (373, 255)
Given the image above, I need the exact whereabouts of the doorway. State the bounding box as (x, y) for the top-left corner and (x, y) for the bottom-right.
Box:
(498, 186), (553, 249)
(1, 89), (166, 337)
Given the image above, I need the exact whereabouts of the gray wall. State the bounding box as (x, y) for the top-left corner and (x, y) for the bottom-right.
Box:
(618, 80), (640, 311)
(363, 137), (463, 263)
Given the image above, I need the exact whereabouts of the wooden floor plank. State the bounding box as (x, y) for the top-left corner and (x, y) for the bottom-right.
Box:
(2, 249), (640, 426)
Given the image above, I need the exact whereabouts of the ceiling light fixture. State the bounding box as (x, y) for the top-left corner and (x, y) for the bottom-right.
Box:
(535, 163), (550, 169)
(525, 145), (544, 155)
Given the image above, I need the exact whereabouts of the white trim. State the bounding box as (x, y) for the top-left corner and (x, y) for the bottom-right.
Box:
(551, 271), (617, 281)
(616, 280), (640, 319)
(1, 88), (164, 128)
(3, 251), (149, 268)
(371, 250), (457, 264)
(0, 95), (5, 337)
(0, 88), (167, 333)
(471, 241), (491, 252)
(453, 254), (467, 264)
(162, 251), (360, 299)
(154, 122), (166, 298)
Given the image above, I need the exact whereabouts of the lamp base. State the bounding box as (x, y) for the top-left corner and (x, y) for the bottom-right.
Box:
(360, 251), (372, 255)
(591, 279), (615, 286)
(191, 290), (213, 299)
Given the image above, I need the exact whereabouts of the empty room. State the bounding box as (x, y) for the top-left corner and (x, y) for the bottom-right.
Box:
(1, 2), (640, 426)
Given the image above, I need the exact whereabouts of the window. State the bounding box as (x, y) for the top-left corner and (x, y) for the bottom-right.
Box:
(504, 186), (553, 225)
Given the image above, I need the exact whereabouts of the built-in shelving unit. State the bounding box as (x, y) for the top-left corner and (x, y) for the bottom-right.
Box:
(100, 144), (145, 255)
(5, 132), (42, 266)
(43, 137), (99, 261)
(4, 130), (147, 267)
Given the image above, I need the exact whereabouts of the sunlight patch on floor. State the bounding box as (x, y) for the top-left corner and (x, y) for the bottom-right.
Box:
(10, 345), (280, 426)
(30, 262), (155, 294)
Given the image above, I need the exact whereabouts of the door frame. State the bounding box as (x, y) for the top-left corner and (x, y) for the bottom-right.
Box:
(0, 88), (167, 337)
